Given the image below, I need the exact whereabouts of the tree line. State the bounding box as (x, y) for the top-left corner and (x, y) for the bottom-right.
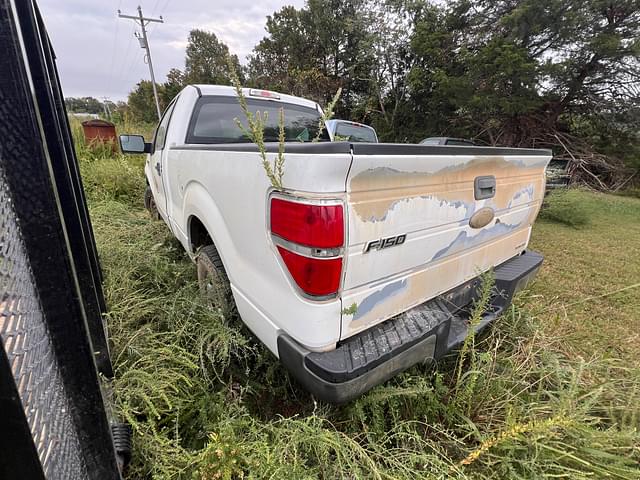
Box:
(68, 0), (640, 188)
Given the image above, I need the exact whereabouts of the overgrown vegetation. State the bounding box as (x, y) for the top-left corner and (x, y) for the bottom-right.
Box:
(74, 121), (640, 478)
(312, 86), (342, 143)
(227, 57), (286, 189)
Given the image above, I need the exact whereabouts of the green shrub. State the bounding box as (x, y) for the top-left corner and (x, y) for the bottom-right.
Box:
(80, 157), (145, 205)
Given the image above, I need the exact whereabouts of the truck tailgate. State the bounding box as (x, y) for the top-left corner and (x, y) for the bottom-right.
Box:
(340, 144), (551, 340)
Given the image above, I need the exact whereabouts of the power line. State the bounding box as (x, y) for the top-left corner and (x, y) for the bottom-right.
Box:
(149, 0), (171, 35)
(116, 22), (138, 93)
(157, 0), (172, 18)
(150, 0), (161, 17)
(107, 1), (123, 92)
(118, 6), (164, 120)
(124, 46), (144, 83)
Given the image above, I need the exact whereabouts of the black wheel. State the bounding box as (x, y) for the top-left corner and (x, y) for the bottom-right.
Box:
(144, 185), (160, 220)
(196, 244), (234, 314)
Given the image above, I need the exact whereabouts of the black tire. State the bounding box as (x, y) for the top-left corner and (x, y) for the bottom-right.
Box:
(144, 185), (160, 220)
(196, 244), (234, 314)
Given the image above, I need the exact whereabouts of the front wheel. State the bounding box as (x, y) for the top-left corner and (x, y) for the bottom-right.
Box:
(144, 185), (160, 220)
(196, 244), (234, 315)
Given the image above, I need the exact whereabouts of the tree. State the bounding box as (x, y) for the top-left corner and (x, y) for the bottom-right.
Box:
(397, 0), (640, 186)
(109, 101), (130, 124)
(468, 0), (640, 117)
(65, 96), (104, 114)
(247, 0), (375, 115)
(407, 2), (545, 144)
(161, 68), (185, 106)
(121, 0), (639, 186)
(183, 30), (242, 85)
(127, 80), (163, 123)
(362, 1), (425, 141)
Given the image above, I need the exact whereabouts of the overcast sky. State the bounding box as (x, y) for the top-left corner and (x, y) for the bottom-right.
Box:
(38, 0), (305, 101)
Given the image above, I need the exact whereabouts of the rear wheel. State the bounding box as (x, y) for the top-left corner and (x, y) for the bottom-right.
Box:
(144, 185), (160, 220)
(196, 244), (233, 314)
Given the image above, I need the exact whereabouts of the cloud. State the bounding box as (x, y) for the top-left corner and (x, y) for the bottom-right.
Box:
(38, 0), (305, 100)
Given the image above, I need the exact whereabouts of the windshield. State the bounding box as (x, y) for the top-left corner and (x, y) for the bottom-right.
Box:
(187, 96), (328, 143)
(334, 122), (377, 142)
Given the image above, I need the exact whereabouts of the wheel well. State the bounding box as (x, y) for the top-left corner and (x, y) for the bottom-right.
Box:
(189, 216), (212, 253)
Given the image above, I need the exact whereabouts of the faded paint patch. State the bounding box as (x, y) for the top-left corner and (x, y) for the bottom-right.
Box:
(432, 221), (519, 261)
(358, 195), (473, 223)
(349, 156), (547, 223)
(342, 227), (532, 339)
(432, 185), (534, 260)
(352, 279), (407, 321)
(505, 184), (535, 210)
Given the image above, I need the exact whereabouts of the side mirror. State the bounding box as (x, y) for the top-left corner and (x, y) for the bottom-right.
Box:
(119, 134), (151, 154)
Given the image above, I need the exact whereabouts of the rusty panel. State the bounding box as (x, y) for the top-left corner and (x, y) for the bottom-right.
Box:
(81, 120), (117, 151)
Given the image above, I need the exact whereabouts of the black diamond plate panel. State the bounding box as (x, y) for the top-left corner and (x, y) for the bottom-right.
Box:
(0, 165), (88, 479)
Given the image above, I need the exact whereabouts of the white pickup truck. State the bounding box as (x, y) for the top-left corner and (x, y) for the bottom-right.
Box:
(119, 85), (551, 403)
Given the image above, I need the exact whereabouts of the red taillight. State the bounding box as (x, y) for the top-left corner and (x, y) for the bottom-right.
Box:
(270, 197), (344, 297)
(277, 247), (342, 296)
(270, 198), (343, 248)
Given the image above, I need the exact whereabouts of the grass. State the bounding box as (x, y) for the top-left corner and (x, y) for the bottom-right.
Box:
(75, 122), (640, 479)
(538, 189), (591, 227)
(530, 189), (640, 365)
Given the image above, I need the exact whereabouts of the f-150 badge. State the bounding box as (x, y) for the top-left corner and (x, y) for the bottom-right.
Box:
(364, 234), (407, 253)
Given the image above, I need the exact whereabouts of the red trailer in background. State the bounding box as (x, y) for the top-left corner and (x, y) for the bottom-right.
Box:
(82, 119), (117, 151)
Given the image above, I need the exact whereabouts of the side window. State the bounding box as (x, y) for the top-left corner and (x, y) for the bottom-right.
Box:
(153, 100), (177, 152)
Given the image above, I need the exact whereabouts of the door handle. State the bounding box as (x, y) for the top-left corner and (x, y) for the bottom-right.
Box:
(155, 162), (162, 176)
(474, 175), (496, 200)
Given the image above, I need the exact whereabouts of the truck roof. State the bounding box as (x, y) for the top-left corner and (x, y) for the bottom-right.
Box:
(189, 85), (319, 111)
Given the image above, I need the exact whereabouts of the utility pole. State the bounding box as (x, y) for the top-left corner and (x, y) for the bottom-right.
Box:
(118, 6), (164, 120)
(101, 96), (111, 120)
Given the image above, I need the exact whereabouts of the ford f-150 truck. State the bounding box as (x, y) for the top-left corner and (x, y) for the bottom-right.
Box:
(119, 85), (551, 403)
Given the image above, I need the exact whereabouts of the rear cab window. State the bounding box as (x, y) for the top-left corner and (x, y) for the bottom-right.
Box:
(186, 96), (329, 144)
(445, 139), (475, 146)
(334, 122), (377, 142)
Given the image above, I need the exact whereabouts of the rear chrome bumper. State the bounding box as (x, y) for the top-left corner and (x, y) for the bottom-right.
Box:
(277, 250), (543, 404)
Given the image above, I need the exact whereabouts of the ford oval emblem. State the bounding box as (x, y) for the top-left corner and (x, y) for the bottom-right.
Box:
(469, 207), (495, 229)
